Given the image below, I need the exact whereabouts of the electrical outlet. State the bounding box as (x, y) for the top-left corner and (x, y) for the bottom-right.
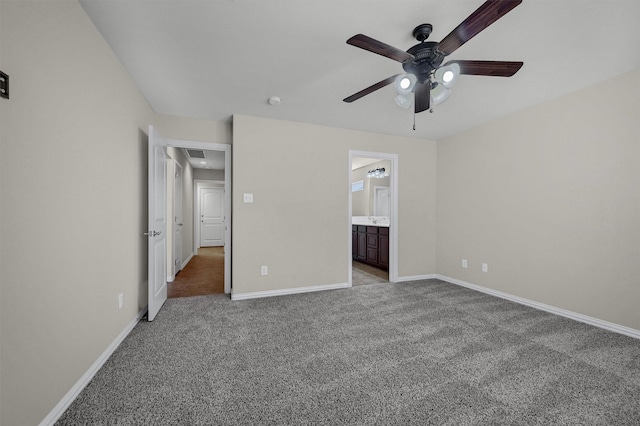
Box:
(482, 263), (488, 273)
(118, 293), (124, 310)
(243, 193), (254, 203)
(462, 259), (468, 268)
(0, 71), (8, 99)
(261, 266), (268, 276)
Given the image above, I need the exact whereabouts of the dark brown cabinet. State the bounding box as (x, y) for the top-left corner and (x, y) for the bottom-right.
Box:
(352, 225), (389, 271)
(379, 227), (389, 269)
(366, 227), (378, 264)
(356, 226), (367, 261)
(352, 228), (358, 259)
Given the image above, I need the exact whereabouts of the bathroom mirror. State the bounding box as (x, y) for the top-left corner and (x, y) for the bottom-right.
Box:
(351, 158), (391, 218)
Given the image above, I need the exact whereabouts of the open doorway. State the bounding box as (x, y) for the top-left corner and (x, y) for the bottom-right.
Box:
(162, 140), (231, 298)
(167, 178), (226, 298)
(348, 151), (398, 287)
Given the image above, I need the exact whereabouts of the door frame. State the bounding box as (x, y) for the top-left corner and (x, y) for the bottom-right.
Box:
(173, 161), (183, 278)
(348, 151), (398, 286)
(162, 138), (231, 294)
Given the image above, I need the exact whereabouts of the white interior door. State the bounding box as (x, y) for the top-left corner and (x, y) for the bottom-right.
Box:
(200, 187), (224, 247)
(147, 125), (168, 321)
(173, 162), (183, 275)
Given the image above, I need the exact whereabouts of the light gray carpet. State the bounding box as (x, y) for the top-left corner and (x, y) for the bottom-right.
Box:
(57, 280), (640, 425)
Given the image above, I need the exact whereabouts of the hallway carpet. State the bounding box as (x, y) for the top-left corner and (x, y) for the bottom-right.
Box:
(167, 247), (224, 298)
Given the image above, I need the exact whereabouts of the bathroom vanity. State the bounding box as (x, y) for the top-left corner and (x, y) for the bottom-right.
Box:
(352, 224), (389, 271)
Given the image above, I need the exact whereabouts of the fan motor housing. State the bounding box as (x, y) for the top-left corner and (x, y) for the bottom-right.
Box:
(402, 41), (444, 83)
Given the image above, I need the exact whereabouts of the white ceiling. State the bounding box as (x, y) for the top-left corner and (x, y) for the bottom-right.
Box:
(352, 157), (384, 171)
(80, 0), (640, 141)
(183, 149), (226, 170)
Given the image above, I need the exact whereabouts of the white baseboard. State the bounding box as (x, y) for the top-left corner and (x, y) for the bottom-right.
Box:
(181, 252), (194, 270)
(167, 275), (175, 283)
(231, 282), (350, 301)
(39, 308), (147, 426)
(436, 274), (640, 340)
(395, 274), (437, 283)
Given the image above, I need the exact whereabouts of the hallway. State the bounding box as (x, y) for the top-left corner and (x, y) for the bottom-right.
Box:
(167, 247), (224, 298)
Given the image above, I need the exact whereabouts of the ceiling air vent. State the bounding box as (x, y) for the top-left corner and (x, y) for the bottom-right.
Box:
(186, 149), (206, 159)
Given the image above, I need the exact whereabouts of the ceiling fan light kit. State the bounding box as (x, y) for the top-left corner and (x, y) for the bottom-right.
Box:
(434, 62), (460, 88)
(431, 83), (451, 106)
(343, 0), (524, 119)
(395, 73), (417, 96)
(394, 94), (412, 109)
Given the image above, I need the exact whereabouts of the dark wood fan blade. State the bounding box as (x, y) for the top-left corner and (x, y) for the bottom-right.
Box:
(414, 81), (430, 113)
(437, 0), (522, 56)
(445, 60), (523, 77)
(347, 34), (415, 63)
(343, 74), (400, 103)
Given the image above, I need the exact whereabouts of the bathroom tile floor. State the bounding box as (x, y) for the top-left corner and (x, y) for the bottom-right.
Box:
(352, 260), (389, 286)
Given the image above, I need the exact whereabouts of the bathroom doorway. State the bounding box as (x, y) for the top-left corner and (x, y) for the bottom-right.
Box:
(348, 151), (398, 287)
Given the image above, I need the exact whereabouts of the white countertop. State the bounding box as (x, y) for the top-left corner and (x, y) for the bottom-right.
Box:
(352, 216), (390, 227)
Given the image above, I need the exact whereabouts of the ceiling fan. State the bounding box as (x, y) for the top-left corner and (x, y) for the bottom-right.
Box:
(343, 0), (524, 114)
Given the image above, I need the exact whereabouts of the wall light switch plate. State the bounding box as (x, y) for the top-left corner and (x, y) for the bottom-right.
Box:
(482, 263), (488, 273)
(118, 293), (124, 310)
(261, 266), (268, 276)
(243, 193), (254, 203)
(462, 259), (468, 268)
